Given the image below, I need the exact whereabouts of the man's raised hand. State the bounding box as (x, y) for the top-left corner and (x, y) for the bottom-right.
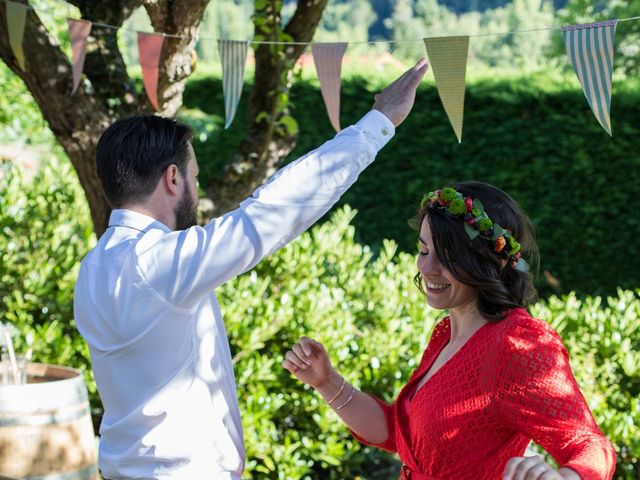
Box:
(372, 58), (429, 127)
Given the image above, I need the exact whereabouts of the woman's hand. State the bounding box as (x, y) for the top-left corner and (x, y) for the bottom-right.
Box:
(282, 336), (335, 390)
(503, 456), (580, 480)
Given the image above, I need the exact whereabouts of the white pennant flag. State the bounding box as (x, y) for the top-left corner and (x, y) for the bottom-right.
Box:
(218, 40), (249, 129)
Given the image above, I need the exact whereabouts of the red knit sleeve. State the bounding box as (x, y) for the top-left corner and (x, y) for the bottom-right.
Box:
(495, 314), (616, 480)
(349, 393), (397, 453)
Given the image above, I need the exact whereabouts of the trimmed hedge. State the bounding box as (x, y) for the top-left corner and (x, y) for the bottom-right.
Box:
(183, 72), (640, 297)
(1, 159), (638, 478)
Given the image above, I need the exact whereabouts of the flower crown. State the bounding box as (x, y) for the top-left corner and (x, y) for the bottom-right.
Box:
(421, 187), (528, 271)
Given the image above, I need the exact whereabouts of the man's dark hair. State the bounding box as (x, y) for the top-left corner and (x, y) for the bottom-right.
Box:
(412, 180), (539, 321)
(96, 114), (194, 208)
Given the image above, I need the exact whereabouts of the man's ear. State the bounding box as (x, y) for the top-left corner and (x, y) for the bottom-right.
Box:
(162, 164), (180, 196)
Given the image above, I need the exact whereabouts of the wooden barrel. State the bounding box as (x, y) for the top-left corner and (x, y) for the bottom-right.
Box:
(0, 363), (99, 480)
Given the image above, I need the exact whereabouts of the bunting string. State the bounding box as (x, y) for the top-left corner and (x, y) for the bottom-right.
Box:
(2, 0), (638, 136)
(2, 0), (639, 44)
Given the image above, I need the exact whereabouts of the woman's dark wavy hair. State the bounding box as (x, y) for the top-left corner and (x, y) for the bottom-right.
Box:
(410, 181), (539, 321)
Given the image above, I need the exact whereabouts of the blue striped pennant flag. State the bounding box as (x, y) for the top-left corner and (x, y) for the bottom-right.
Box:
(562, 20), (617, 136)
(218, 40), (249, 129)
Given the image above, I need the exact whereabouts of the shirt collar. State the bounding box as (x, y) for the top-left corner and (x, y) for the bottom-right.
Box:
(108, 209), (172, 234)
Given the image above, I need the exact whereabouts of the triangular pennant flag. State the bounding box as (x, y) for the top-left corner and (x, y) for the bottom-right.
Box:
(562, 20), (617, 136)
(6, 1), (28, 71)
(137, 32), (165, 111)
(312, 42), (348, 132)
(424, 36), (469, 143)
(67, 19), (92, 95)
(218, 40), (248, 129)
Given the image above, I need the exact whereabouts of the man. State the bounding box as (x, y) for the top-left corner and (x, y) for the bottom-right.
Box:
(74, 59), (428, 479)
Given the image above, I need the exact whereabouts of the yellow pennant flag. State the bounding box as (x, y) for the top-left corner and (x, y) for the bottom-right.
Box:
(7, 1), (28, 71)
(424, 36), (469, 143)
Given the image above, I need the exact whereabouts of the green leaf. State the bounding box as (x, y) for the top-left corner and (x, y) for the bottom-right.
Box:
(255, 111), (270, 123)
(464, 222), (480, 239)
(278, 115), (298, 136)
(491, 225), (505, 240)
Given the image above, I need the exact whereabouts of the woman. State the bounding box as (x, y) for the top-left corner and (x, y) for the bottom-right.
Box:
(282, 181), (616, 480)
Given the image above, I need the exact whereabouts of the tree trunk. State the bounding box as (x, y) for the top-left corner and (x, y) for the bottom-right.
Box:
(206, 0), (330, 215)
(1, 0), (210, 235)
(0, 1), (115, 235)
(1, 0), (330, 233)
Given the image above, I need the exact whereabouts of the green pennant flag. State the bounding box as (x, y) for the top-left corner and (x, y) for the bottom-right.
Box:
(7, 1), (28, 71)
(424, 36), (469, 143)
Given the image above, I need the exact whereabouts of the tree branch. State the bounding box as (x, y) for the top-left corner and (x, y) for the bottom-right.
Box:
(68, 0), (143, 116)
(205, 0), (330, 215)
(143, 0), (210, 115)
(0, 0), (114, 232)
(283, 0), (330, 59)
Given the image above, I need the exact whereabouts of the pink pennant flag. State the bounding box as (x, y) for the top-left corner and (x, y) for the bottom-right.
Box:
(67, 19), (91, 95)
(312, 43), (347, 132)
(6, 1), (28, 71)
(137, 32), (165, 111)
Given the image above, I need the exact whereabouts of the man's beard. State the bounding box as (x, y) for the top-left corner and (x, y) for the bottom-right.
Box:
(174, 183), (198, 230)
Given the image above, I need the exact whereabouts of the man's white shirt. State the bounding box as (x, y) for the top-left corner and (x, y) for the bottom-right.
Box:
(74, 111), (395, 479)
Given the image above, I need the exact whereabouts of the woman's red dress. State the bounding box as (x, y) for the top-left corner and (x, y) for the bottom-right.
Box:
(352, 308), (616, 479)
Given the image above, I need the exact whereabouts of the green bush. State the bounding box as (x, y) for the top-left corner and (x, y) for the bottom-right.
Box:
(221, 206), (433, 478)
(2, 156), (638, 478)
(0, 156), (98, 403)
(531, 291), (640, 478)
(183, 72), (640, 297)
(221, 206), (640, 479)
(0, 62), (55, 144)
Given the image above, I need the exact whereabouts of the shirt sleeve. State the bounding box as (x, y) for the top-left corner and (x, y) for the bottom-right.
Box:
(136, 110), (395, 308)
(349, 393), (397, 453)
(495, 316), (617, 480)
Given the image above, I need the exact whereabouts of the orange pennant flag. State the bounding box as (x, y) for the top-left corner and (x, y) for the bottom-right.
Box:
(67, 19), (91, 95)
(137, 32), (165, 111)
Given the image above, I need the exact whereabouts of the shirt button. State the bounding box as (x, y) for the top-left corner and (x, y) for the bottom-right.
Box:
(381, 128), (389, 136)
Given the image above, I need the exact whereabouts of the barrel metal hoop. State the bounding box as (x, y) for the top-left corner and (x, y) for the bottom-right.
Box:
(22, 463), (98, 480)
(0, 402), (90, 427)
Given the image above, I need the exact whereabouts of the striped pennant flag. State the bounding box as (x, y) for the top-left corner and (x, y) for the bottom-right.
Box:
(312, 43), (348, 132)
(562, 20), (617, 135)
(6, 1), (28, 71)
(218, 40), (249, 129)
(137, 32), (165, 111)
(424, 36), (469, 143)
(67, 19), (92, 95)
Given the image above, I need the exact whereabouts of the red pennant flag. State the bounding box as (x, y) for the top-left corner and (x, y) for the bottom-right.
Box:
(137, 32), (165, 111)
(67, 19), (91, 95)
(312, 43), (348, 132)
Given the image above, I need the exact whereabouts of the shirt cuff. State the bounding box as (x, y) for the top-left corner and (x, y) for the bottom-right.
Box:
(352, 109), (396, 151)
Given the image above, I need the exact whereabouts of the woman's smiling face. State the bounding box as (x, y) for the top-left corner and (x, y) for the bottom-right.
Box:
(417, 215), (477, 312)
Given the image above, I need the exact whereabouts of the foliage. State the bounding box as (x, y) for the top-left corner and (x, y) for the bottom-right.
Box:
(182, 69), (640, 298)
(284, 73), (640, 298)
(1, 157), (639, 476)
(0, 156), (97, 402)
(531, 291), (640, 479)
(222, 207), (430, 478)
(289, 0), (379, 54)
(386, 0), (555, 68)
(0, 62), (54, 144)
(549, 0), (640, 76)
(223, 209), (640, 478)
